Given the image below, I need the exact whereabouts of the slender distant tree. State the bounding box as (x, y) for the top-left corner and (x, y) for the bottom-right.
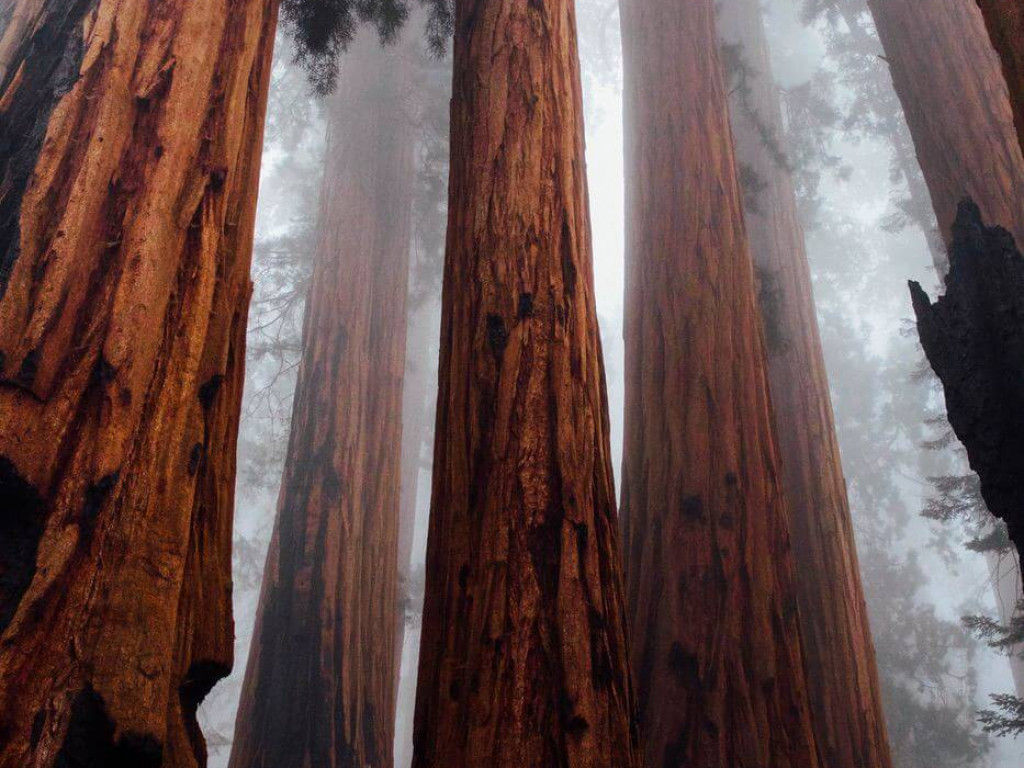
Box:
(0, 1), (277, 765)
(718, 1), (893, 765)
(229, 27), (418, 768)
(409, 0), (643, 762)
(860, 0), (1024, 252)
(975, 0), (1024, 154)
(618, 0), (820, 764)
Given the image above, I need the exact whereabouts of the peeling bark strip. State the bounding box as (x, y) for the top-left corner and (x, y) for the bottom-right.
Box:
(718, 2), (893, 766)
(0, 0), (278, 764)
(410, 0), (643, 762)
(618, 0), (821, 764)
(866, 0), (1024, 259)
(229, 28), (416, 768)
(910, 200), (1024, 585)
(975, 0), (1024, 155)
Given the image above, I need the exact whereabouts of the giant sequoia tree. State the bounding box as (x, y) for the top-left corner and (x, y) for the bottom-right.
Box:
(229, 28), (417, 768)
(0, 1), (277, 765)
(618, 0), (820, 765)
(863, 0), (1024, 252)
(409, 0), (643, 763)
(718, 2), (892, 765)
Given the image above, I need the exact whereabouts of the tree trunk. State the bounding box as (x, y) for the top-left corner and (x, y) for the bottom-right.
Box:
(865, 0), (1024, 254)
(910, 200), (1024, 587)
(0, 1), (276, 765)
(618, 0), (821, 766)
(228, 29), (416, 768)
(409, 0), (643, 763)
(717, 3), (894, 767)
(975, 0), (1024, 155)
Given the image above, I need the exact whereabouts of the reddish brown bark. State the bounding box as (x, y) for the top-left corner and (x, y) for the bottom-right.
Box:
(865, 0), (1024, 254)
(409, 0), (642, 764)
(618, 0), (822, 766)
(976, 0), (1024, 154)
(229, 29), (416, 768)
(0, 0), (277, 765)
(719, 3), (893, 766)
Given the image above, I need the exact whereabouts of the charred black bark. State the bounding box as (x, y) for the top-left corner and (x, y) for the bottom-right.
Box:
(0, 456), (45, 633)
(55, 684), (163, 768)
(0, 0), (97, 296)
(910, 199), (1024, 580)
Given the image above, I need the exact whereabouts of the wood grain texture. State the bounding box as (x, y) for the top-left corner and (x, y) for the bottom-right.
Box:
(229, 29), (416, 768)
(619, 0), (822, 765)
(976, 0), (1024, 155)
(410, 0), (643, 763)
(866, 0), (1024, 256)
(719, 1), (893, 765)
(0, 0), (278, 765)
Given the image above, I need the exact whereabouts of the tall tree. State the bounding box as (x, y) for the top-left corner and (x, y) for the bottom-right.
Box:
(861, 0), (1024, 253)
(0, 1), (277, 765)
(618, 0), (820, 765)
(409, 0), (643, 762)
(718, 2), (893, 766)
(229, 27), (417, 768)
(975, 0), (1024, 154)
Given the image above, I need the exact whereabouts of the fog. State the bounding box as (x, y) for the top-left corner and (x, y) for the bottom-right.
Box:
(199, 1), (1024, 765)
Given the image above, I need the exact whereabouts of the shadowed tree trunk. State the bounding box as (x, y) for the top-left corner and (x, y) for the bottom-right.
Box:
(409, 0), (643, 763)
(618, 0), (821, 765)
(229, 28), (416, 768)
(864, 0), (1024, 257)
(717, 3), (893, 767)
(0, 1), (277, 765)
(910, 200), (1024, 587)
(975, 0), (1024, 154)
